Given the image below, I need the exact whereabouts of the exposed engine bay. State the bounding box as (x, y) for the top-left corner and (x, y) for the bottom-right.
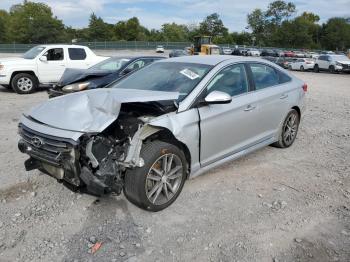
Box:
(19, 101), (177, 196)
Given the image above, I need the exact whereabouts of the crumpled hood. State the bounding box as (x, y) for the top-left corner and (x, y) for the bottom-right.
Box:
(58, 68), (115, 86)
(27, 88), (179, 133)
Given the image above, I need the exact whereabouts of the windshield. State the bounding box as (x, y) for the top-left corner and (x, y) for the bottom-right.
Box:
(330, 55), (349, 61)
(111, 62), (212, 101)
(90, 57), (130, 71)
(22, 46), (45, 59)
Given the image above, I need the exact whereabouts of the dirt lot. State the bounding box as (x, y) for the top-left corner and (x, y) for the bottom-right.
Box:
(0, 60), (349, 261)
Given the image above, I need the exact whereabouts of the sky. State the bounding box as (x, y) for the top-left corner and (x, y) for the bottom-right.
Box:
(0, 0), (349, 31)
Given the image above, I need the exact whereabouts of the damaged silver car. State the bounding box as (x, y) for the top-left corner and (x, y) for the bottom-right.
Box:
(18, 56), (306, 211)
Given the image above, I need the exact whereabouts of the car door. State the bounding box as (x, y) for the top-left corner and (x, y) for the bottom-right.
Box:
(247, 63), (292, 139)
(37, 48), (66, 83)
(198, 63), (261, 166)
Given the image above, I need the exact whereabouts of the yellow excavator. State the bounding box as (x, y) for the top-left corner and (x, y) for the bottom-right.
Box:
(190, 36), (220, 55)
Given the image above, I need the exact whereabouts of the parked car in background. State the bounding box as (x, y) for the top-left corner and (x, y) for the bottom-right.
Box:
(261, 49), (279, 57)
(247, 48), (261, 56)
(306, 52), (319, 59)
(276, 57), (297, 69)
(314, 54), (350, 73)
(289, 58), (315, 71)
(294, 51), (306, 58)
(232, 48), (248, 56)
(284, 51), (295, 57)
(0, 45), (107, 94)
(169, 49), (189, 58)
(221, 47), (233, 55)
(48, 56), (164, 97)
(17, 55), (306, 211)
(156, 45), (165, 53)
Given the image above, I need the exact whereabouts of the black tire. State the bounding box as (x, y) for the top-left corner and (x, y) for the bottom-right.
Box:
(272, 109), (300, 148)
(300, 65), (305, 71)
(11, 73), (38, 94)
(124, 140), (187, 212)
(314, 64), (319, 73)
(288, 65), (292, 70)
(329, 65), (336, 74)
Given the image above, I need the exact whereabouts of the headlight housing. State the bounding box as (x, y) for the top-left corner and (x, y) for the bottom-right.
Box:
(336, 62), (343, 67)
(62, 82), (90, 92)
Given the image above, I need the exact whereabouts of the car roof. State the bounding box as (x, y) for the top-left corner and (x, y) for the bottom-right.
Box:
(108, 56), (165, 60)
(160, 55), (269, 66)
(38, 44), (88, 48)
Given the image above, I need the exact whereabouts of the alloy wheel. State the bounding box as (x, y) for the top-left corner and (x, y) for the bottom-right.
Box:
(145, 153), (183, 206)
(283, 113), (298, 146)
(17, 77), (33, 92)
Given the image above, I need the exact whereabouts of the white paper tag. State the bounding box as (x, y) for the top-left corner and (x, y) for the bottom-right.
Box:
(180, 68), (200, 80)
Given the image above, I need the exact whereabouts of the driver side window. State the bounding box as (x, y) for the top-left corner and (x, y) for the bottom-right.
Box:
(45, 48), (64, 61)
(207, 64), (248, 97)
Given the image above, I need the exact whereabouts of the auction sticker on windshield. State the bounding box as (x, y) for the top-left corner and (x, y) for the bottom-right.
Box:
(180, 68), (200, 80)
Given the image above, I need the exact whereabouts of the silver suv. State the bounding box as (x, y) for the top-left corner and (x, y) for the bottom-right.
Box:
(314, 54), (350, 73)
(17, 56), (306, 211)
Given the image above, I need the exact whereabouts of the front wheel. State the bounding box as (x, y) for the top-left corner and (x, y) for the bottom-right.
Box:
(329, 65), (336, 74)
(11, 73), (38, 94)
(300, 65), (305, 71)
(272, 109), (300, 148)
(124, 140), (187, 211)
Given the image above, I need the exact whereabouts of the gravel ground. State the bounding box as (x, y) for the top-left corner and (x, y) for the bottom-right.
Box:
(0, 54), (349, 262)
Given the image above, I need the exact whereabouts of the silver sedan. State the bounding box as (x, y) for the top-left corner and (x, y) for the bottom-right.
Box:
(17, 55), (306, 211)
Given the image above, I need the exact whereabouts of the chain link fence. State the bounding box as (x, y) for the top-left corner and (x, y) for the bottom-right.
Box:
(0, 41), (195, 53)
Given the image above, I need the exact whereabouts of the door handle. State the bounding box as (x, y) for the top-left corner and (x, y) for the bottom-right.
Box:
(280, 94), (288, 99)
(244, 105), (256, 111)
(59, 64), (65, 67)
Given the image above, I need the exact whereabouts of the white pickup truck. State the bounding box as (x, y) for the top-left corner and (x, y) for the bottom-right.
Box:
(0, 45), (108, 94)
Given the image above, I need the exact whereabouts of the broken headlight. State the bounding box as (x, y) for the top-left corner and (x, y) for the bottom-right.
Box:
(62, 82), (90, 92)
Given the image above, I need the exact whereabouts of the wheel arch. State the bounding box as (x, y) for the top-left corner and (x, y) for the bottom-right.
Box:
(145, 128), (192, 178)
(10, 71), (38, 84)
(291, 106), (301, 119)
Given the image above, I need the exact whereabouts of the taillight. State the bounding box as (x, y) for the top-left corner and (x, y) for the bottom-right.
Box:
(302, 83), (308, 92)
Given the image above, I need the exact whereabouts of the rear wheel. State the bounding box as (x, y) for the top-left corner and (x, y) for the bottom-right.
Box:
(314, 64), (319, 73)
(11, 73), (38, 94)
(124, 140), (187, 211)
(272, 109), (300, 148)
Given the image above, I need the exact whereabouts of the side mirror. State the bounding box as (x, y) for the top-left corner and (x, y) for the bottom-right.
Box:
(204, 91), (232, 104)
(39, 55), (47, 62)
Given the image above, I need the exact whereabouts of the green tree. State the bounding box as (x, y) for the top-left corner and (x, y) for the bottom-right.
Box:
(321, 18), (350, 50)
(8, 1), (66, 43)
(114, 17), (147, 41)
(161, 23), (189, 42)
(87, 13), (112, 41)
(199, 13), (228, 38)
(0, 10), (9, 43)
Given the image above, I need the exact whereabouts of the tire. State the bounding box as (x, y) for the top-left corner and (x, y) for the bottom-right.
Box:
(11, 73), (38, 94)
(314, 64), (319, 73)
(288, 65), (292, 70)
(329, 65), (336, 74)
(124, 140), (187, 212)
(272, 109), (300, 148)
(300, 65), (305, 71)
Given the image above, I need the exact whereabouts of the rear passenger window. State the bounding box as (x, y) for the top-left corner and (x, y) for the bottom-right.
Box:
(249, 64), (279, 90)
(68, 48), (87, 60)
(278, 71), (291, 84)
